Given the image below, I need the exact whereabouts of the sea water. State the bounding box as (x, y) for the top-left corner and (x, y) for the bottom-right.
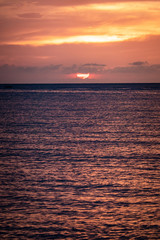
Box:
(0, 84), (160, 239)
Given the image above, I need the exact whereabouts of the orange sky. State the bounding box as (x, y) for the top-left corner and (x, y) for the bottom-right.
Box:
(0, 0), (160, 83)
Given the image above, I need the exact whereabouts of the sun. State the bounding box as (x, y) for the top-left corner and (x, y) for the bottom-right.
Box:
(76, 73), (90, 79)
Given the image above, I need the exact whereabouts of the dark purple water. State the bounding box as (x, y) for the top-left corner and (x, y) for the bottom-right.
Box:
(0, 84), (160, 239)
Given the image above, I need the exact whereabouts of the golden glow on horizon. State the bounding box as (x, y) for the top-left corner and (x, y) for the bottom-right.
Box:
(2, 35), (134, 46)
(77, 73), (90, 79)
(90, 2), (160, 11)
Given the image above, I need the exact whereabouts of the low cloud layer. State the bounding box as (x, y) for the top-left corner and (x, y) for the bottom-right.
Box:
(0, 62), (160, 83)
(63, 63), (107, 74)
(107, 64), (160, 73)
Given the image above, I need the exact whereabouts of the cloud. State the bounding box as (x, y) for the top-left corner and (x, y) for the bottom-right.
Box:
(107, 63), (160, 74)
(0, 35), (160, 68)
(0, 64), (62, 72)
(0, 0), (160, 46)
(79, 63), (106, 73)
(17, 13), (42, 19)
(129, 61), (148, 66)
(0, 64), (64, 83)
(103, 63), (160, 83)
(0, 0), (154, 7)
(0, 63), (160, 83)
(2, 62), (159, 76)
(0, 62), (106, 79)
(82, 63), (106, 67)
(63, 63), (107, 74)
(29, 0), (160, 7)
(0, 34), (160, 69)
(0, 64), (63, 81)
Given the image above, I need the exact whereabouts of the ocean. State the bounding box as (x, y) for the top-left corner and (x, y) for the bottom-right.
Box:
(0, 84), (160, 239)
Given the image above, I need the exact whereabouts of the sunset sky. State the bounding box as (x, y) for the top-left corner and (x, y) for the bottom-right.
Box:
(0, 0), (160, 83)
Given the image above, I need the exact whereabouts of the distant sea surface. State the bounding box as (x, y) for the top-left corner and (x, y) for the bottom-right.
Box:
(0, 84), (160, 239)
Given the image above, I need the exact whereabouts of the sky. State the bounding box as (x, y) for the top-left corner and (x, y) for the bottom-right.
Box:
(0, 0), (160, 83)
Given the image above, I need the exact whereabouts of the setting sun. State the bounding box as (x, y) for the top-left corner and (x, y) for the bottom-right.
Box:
(77, 73), (90, 79)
